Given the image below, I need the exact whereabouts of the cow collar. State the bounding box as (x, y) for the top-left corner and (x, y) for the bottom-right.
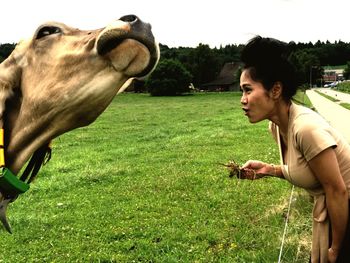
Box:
(0, 128), (52, 233)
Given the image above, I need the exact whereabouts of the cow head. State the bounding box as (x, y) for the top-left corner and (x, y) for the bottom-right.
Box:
(0, 15), (159, 232)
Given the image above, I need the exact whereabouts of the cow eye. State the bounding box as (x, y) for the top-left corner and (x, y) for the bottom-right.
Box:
(36, 26), (62, 39)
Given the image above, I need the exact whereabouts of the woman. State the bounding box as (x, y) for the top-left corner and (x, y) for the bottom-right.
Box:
(239, 36), (350, 263)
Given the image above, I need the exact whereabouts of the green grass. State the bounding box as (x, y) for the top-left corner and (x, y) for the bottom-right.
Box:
(340, 102), (350, 110)
(323, 65), (346, 70)
(336, 81), (350, 94)
(314, 90), (340, 102)
(0, 92), (312, 262)
(293, 89), (313, 108)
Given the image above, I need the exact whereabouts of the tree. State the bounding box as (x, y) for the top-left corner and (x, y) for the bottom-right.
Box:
(187, 44), (220, 86)
(289, 49), (321, 86)
(145, 59), (193, 96)
(343, 62), (350, 80)
(0, 43), (16, 63)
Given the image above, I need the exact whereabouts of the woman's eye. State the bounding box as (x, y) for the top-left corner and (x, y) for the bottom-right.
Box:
(241, 88), (252, 94)
(36, 26), (61, 39)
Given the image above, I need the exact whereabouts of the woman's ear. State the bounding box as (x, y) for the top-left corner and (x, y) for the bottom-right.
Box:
(270, 81), (283, 100)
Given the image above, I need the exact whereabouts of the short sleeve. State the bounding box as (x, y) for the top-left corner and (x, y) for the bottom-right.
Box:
(295, 122), (337, 162)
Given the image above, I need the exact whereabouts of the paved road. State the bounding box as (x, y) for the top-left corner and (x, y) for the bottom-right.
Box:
(306, 89), (350, 142)
(317, 88), (350, 104)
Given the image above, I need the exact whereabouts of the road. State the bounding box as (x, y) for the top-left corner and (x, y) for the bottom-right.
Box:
(306, 89), (350, 142)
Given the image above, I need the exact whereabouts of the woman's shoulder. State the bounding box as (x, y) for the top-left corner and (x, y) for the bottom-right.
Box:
(290, 103), (344, 151)
(290, 103), (328, 131)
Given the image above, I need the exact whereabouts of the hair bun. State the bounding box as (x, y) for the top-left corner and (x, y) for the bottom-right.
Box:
(241, 36), (288, 67)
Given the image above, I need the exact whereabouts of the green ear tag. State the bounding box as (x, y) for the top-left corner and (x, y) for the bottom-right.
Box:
(0, 168), (30, 196)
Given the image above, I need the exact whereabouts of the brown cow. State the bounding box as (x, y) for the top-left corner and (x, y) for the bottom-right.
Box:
(0, 14), (159, 232)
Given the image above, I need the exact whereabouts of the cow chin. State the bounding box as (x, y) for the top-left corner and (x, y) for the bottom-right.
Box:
(107, 39), (151, 77)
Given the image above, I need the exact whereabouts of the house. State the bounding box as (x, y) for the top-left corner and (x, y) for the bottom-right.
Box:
(323, 68), (344, 83)
(201, 62), (242, 91)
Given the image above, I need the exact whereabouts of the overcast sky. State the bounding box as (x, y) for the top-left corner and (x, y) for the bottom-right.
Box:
(0, 0), (349, 48)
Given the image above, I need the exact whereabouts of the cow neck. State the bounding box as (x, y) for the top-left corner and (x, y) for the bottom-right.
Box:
(0, 128), (52, 199)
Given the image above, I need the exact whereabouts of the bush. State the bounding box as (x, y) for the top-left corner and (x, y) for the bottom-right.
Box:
(145, 59), (193, 96)
(336, 81), (350, 94)
(343, 62), (350, 80)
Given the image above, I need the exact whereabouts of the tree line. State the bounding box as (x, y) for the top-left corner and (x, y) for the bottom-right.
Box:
(159, 40), (350, 88)
(2, 40), (350, 94)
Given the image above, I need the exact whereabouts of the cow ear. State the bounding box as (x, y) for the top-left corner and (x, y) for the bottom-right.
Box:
(0, 57), (21, 127)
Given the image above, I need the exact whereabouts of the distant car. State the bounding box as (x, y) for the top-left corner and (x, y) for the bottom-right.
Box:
(324, 81), (338, 88)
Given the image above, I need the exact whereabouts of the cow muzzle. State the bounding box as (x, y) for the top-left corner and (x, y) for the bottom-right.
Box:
(97, 15), (159, 78)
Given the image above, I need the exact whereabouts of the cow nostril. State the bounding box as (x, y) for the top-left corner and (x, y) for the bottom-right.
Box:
(119, 15), (138, 23)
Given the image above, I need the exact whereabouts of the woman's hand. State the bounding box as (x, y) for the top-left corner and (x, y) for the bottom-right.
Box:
(242, 160), (283, 178)
(328, 247), (339, 263)
(242, 160), (271, 175)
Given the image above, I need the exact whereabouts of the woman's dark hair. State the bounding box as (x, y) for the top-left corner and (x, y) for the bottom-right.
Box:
(241, 36), (297, 101)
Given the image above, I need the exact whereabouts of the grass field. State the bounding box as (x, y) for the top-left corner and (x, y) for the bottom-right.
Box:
(0, 92), (312, 262)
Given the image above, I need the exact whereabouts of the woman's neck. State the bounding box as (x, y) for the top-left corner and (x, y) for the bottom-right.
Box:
(270, 100), (291, 135)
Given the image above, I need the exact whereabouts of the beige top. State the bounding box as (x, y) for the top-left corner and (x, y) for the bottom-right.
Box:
(269, 102), (350, 263)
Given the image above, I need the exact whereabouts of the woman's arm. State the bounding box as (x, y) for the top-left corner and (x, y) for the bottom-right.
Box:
(242, 160), (285, 179)
(308, 147), (349, 261)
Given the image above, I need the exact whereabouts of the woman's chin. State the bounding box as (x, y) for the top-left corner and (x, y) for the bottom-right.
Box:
(247, 116), (261, 124)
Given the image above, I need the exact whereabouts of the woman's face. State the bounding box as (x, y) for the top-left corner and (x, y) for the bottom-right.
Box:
(240, 69), (275, 123)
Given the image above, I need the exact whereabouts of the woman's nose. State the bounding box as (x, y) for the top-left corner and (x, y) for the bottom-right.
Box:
(241, 94), (247, 104)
